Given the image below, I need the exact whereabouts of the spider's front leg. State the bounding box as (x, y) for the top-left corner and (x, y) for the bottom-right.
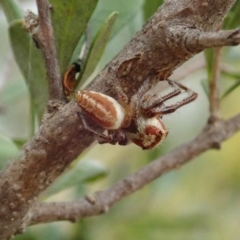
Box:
(142, 79), (198, 117)
(141, 79), (182, 113)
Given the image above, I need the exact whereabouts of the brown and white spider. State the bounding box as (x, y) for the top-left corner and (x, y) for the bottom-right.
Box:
(74, 74), (198, 150)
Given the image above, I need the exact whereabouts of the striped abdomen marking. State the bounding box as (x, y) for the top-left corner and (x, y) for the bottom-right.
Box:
(75, 90), (126, 129)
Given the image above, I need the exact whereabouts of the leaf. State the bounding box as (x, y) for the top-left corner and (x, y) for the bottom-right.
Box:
(204, 48), (215, 81)
(222, 70), (240, 80)
(224, 0), (240, 29)
(12, 138), (27, 149)
(78, 12), (118, 86)
(143, 0), (164, 20)
(71, 0), (144, 88)
(42, 160), (107, 197)
(200, 78), (209, 98)
(205, 1), (240, 84)
(0, 133), (19, 169)
(9, 20), (48, 123)
(222, 79), (240, 98)
(49, 0), (98, 76)
(0, 0), (23, 23)
(89, 0), (144, 39)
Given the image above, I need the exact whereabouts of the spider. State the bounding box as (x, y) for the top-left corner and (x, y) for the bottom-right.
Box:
(74, 74), (198, 150)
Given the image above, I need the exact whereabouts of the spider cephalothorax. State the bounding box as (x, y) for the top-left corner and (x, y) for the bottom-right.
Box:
(74, 76), (197, 150)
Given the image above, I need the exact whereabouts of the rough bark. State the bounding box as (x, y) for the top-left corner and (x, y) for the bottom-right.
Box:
(0, 0), (239, 239)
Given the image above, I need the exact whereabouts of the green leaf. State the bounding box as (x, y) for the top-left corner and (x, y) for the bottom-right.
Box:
(89, 0), (144, 39)
(143, 0), (164, 20)
(0, 133), (19, 169)
(206, 1), (240, 85)
(222, 79), (240, 98)
(12, 138), (27, 149)
(204, 48), (215, 81)
(222, 70), (240, 80)
(9, 20), (48, 123)
(200, 78), (209, 97)
(0, 0), (23, 23)
(78, 12), (118, 86)
(71, 0), (143, 88)
(42, 160), (107, 198)
(224, 0), (240, 29)
(49, 0), (98, 76)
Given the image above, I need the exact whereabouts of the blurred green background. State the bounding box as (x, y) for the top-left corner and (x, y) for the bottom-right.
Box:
(0, 0), (240, 239)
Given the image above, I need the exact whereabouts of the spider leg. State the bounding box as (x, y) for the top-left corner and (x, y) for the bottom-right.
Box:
(108, 130), (129, 146)
(141, 79), (183, 112)
(77, 112), (128, 145)
(166, 79), (198, 112)
(148, 83), (198, 116)
(77, 112), (113, 144)
(129, 77), (154, 117)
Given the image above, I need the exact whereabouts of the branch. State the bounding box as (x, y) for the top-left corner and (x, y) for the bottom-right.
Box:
(0, 0), (239, 239)
(209, 47), (222, 123)
(186, 29), (240, 52)
(23, 1), (65, 103)
(30, 113), (240, 224)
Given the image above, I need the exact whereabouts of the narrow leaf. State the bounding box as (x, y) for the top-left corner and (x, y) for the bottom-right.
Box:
(78, 12), (118, 86)
(42, 160), (107, 198)
(89, 0), (144, 39)
(204, 48), (215, 82)
(0, 133), (19, 169)
(49, 0), (98, 76)
(222, 79), (240, 98)
(0, 0), (23, 23)
(143, 0), (164, 20)
(9, 20), (48, 122)
(222, 71), (240, 80)
(224, 1), (240, 29)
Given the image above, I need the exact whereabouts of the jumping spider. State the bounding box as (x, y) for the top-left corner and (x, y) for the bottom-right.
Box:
(74, 76), (198, 150)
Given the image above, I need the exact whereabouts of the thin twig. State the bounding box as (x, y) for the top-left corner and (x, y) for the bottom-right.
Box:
(30, 113), (240, 225)
(186, 29), (240, 52)
(35, 0), (65, 103)
(209, 47), (222, 123)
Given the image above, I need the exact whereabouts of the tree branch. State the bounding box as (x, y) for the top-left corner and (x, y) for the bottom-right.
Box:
(24, 1), (65, 103)
(0, 0), (239, 239)
(30, 113), (240, 225)
(186, 29), (240, 52)
(209, 47), (222, 123)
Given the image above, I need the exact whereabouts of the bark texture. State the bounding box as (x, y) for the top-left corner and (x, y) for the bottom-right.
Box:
(0, 0), (239, 239)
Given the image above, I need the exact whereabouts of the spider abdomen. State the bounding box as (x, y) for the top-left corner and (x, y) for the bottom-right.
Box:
(75, 90), (126, 129)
